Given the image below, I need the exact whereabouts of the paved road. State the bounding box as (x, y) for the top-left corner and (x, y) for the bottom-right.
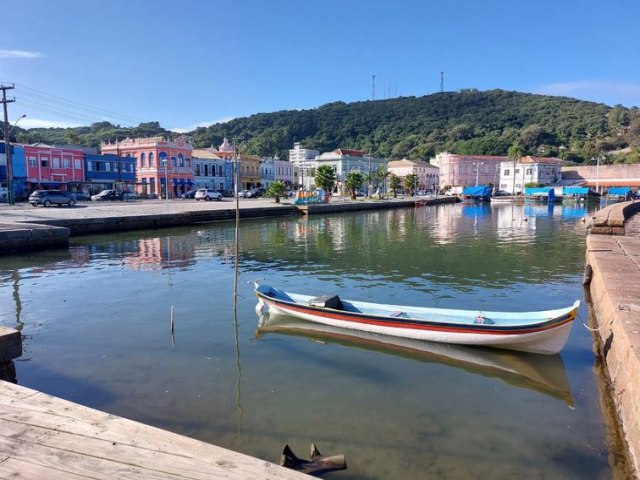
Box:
(0, 198), (288, 224)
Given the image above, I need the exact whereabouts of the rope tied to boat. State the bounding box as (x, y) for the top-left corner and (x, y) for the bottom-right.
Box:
(582, 304), (628, 332)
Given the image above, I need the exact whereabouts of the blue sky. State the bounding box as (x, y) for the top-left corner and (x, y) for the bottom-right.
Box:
(2, 0), (639, 132)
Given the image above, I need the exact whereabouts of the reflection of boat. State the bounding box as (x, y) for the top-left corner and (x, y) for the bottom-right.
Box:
(254, 284), (580, 355)
(256, 312), (574, 407)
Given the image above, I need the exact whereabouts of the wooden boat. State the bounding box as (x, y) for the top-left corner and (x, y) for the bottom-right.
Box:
(256, 312), (574, 406)
(254, 283), (580, 354)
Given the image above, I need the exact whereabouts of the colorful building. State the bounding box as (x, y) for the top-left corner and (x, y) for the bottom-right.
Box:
(84, 153), (137, 195)
(23, 144), (85, 192)
(432, 152), (505, 190)
(191, 148), (234, 192)
(101, 135), (194, 198)
(387, 159), (439, 192)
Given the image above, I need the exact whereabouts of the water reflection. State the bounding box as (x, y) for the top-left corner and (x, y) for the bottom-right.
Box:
(256, 311), (574, 408)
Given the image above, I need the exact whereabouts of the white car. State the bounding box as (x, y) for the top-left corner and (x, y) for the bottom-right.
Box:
(194, 188), (222, 201)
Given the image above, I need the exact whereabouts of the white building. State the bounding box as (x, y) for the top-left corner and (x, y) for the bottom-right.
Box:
(387, 159), (439, 192)
(498, 156), (562, 194)
(260, 157), (294, 188)
(315, 148), (385, 194)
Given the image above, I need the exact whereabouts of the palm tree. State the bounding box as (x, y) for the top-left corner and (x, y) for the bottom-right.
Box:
(508, 144), (523, 194)
(315, 165), (336, 193)
(404, 173), (418, 196)
(345, 172), (364, 200)
(266, 181), (286, 203)
(389, 174), (401, 198)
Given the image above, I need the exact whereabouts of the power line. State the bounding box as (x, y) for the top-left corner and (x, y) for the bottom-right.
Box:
(0, 80), (146, 126)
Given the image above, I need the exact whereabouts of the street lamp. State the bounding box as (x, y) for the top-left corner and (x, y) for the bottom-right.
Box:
(475, 161), (485, 186)
(162, 157), (169, 213)
(2, 114), (26, 205)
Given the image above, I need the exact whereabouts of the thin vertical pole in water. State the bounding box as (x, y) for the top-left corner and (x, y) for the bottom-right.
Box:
(232, 147), (243, 437)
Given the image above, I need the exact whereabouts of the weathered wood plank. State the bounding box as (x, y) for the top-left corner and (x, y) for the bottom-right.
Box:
(0, 381), (309, 480)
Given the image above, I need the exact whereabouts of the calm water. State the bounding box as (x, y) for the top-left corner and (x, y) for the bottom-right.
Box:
(0, 202), (620, 479)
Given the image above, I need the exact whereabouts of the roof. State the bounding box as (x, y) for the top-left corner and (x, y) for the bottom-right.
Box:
(191, 149), (222, 160)
(521, 156), (563, 165)
(334, 148), (366, 157)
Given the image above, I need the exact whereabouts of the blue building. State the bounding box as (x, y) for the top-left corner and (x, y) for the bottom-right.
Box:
(0, 142), (27, 201)
(84, 153), (136, 195)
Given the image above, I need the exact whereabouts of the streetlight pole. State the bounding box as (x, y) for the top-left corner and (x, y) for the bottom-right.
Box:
(162, 158), (169, 213)
(475, 162), (484, 186)
(595, 156), (601, 194)
(2, 113), (26, 205)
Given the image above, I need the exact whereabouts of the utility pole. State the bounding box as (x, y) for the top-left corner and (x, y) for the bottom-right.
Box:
(372, 75), (376, 100)
(1, 84), (16, 205)
(440, 72), (444, 93)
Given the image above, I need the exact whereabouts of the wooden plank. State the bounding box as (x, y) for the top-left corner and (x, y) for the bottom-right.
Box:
(0, 381), (310, 480)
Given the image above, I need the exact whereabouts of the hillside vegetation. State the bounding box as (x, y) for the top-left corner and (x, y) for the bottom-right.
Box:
(17, 89), (640, 164)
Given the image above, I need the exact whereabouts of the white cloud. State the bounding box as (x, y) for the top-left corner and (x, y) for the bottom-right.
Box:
(170, 117), (236, 133)
(0, 50), (42, 59)
(534, 81), (640, 107)
(20, 118), (82, 129)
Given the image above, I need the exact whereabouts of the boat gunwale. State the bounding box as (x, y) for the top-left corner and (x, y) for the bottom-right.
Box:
(255, 288), (578, 336)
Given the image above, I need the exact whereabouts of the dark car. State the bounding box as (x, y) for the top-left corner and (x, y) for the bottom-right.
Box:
(29, 190), (76, 207)
(71, 191), (91, 201)
(181, 189), (197, 199)
(91, 190), (122, 201)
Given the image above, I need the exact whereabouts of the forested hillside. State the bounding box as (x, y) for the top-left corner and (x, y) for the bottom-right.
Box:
(16, 89), (640, 164)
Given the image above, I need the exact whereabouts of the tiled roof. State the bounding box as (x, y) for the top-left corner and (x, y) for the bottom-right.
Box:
(334, 148), (366, 157)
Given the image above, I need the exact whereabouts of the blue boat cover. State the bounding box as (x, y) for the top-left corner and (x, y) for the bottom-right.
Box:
(462, 186), (492, 197)
(607, 187), (631, 196)
(563, 186), (589, 195)
(524, 187), (556, 201)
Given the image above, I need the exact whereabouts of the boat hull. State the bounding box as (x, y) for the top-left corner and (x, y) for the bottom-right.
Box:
(255, 286), (579, 355)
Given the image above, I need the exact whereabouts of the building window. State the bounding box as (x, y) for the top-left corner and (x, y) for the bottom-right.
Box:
(178, 153), (184, 167)
(186, 158), (190, 168)
(195, 164), (201, 176)
(87, 162), (93, 172)
(140, 152), (146, 167)
(52, 157), (60, 168)
(28, 156), (37, 167)
(149, 152), (154, 166)
(504, 169), (510, 176)
(526, 168), (532, 175)
(41, 159), (49, 168)
(74, 159), (81, 169)
(171, 157), (176, 167)
(63, 157), (71, 168)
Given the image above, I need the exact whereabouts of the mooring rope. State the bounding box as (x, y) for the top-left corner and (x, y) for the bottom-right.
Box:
(582, 304), (629, 332)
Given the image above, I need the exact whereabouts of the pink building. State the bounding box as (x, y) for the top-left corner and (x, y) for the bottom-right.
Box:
(432, 152), (506, 189)
(24, 144), (85, 191)
(101, 135), (194, 198)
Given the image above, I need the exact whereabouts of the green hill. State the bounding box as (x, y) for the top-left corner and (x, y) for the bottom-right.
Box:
(16, 89), (640, 164)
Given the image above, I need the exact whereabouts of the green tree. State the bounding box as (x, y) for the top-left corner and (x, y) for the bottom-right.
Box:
(389, 174), (402, 198)
(266, 181), (286, 203)
(404, 173), (418, 196)
(314, 164), (336, 192)
(344, 171), (364, 200)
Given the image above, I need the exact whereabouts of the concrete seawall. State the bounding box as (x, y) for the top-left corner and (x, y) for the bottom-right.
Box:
(586, 201), (640, 477)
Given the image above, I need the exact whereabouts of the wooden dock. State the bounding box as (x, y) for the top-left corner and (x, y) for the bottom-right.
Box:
(0, 381), (310, 479)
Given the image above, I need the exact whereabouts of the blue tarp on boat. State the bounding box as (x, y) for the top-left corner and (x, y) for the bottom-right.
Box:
(462, 186), (492, 199)
(524, 187), (556, 202)
(607, 187), (631, 196)
(563, 186), (589, 195)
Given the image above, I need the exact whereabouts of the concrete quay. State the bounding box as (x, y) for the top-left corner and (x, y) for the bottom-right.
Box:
(586, 200), (640, 477)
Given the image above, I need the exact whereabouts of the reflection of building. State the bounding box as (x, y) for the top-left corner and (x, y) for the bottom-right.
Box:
(101, 136), (194, 198)
(387, 159), (439, 192)
(499, 156), (562, 194)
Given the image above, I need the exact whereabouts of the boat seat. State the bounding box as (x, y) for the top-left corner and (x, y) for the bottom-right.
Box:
(308, 295), (343, 310)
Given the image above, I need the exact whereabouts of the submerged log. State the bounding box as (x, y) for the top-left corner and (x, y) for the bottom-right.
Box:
(280, 443), (346, 476)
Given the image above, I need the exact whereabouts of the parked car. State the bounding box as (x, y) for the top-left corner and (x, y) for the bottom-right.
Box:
(253, 187), (266, 197)
(29, 190), (76, 207)
(181, 189), (197, 199)
(91, 190), (122, 201)
(238, 189), (255, 198)
(194, 188), (222, 201)
(71, 191), (91, 201)
(122, 191), (137, 200)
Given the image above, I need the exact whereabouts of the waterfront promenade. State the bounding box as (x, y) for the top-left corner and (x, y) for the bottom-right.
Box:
(587, 200), (640, 477)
